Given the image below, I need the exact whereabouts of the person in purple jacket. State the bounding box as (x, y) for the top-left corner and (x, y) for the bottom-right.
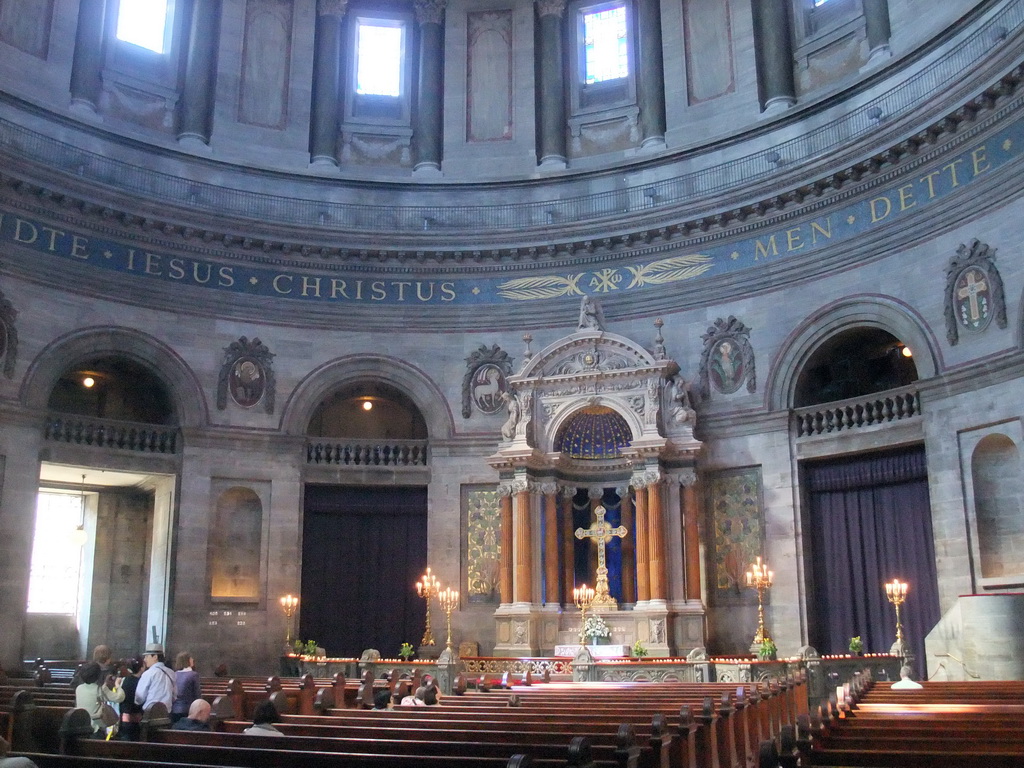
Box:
(170, 651), (201, 723)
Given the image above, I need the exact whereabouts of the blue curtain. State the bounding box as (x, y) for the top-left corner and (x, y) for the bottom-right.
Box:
(805, 447), (940, 675)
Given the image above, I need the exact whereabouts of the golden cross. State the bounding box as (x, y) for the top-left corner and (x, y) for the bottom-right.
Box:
(957, 269), (988, 321)
(575, 506), (627, 609)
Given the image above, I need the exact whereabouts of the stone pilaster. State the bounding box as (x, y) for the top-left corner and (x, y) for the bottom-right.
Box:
(497, 482), (514, 605)
(541, 482), (559, 605)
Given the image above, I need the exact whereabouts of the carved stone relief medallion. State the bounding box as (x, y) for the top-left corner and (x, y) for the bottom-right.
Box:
(698, 316), (756, 399)
(944, 239), (1007, 346)
(229, 356), (266, 408)
(472, 363), (508, 414)
(217, 336), (276, 413)
(462, 344), (513, 418)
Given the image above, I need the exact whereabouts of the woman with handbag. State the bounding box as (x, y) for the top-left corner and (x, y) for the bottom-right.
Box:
(117, 658), (144, 740)
(74, 661), (124, 737)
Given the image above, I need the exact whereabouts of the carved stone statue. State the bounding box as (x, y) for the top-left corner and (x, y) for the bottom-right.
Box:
(577, 295), (606, 332)
(500, 390), (521, 440)
(668, 376), (695, 424)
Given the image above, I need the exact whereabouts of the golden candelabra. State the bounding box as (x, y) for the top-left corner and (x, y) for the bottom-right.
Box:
(279, 594), (299, 646)
(746, 556), (774, 647)
(573, 583), (596, 647)
(437, 586), (459, 650)
(885, 578), (909, 653)
(415, 567), (440, 646)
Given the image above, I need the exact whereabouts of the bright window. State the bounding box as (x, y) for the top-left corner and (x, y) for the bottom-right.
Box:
(583, 5), (628, 84)
(27, 491), (85, 615)
(116, 0), (170, 54)
(814, 0), (832, 5)
(355, 21), (403, 97)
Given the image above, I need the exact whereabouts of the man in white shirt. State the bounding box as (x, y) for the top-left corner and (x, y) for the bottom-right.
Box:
(135, 642), (177, 710)
(890, 664), (923, 690)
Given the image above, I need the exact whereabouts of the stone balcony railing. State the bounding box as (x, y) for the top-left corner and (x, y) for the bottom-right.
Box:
(306, 439), (428, 467)
(793, 386), (922, 438)
(43, 414), (180, 454)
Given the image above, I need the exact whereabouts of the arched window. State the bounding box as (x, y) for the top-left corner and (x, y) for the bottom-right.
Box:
(116, 0), (172, 53)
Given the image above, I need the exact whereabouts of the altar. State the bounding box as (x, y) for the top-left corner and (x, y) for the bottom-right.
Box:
(553, 644), (630, 658)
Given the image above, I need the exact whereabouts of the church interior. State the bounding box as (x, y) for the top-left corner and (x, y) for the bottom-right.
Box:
(0, 0), (1022, 695)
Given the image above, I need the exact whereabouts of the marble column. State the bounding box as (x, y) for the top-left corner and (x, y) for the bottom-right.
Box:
(309, 0), (348, 167)
(178, 0), (222, 147)
(620, 488), (636, 604)
(512, 481), (533, 604)
(752, 0), (796, 113)
(541, 483), (559, 605)
(682, 479), (702, 601)
(635, 0), (666, 149)
(69, 0), (107, 114)
(498, 487), (513, 604)
(535, 0), (567, 168)
(647, 478), (666, 601)
(560, 489), (575, 604)
(413, 0), (446, 173)
(633, 484), (650, 603)
(863, 0), (892, 63)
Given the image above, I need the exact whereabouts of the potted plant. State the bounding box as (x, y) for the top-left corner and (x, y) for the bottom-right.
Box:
(848, 636), (864, 655)
(758, 638), (778, 661)
(399, 642), (415, 661)
(631, 640), (649, 658)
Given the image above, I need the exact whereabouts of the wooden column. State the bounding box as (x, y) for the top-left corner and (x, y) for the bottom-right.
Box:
(682, 481), (702, 601)
(499, 490), (513, 604)
(543, 486), (559, 605)
(561, 491), (575, 604)
(633, 485), (650, 603)
(620, 489), (636, 604)
(648, 479), (666, 600)
(513, 485), (533, 604)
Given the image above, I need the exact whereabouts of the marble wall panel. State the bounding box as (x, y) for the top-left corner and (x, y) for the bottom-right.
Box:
(683, 0), (735, 104)
(466, 10), (513, 142)
(239, 0), (292, 129)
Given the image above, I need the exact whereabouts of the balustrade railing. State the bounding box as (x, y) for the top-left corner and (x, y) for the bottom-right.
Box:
(43, 414), (180, 454)
(306, 439), (428, 467)
(793, 387), (922, 438)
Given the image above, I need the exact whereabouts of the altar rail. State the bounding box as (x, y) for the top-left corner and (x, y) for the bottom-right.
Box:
(793, 387), (921, 438)
(306, 439), (428, 467)
(43, 414), (180, 454)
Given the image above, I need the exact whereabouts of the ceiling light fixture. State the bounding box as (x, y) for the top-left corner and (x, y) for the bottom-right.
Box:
(362, 400), (373, 411)
(82, 376), (95, 388)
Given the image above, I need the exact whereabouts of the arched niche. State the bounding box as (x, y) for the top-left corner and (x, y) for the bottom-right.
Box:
(208, 486), (263, 601)
(21, 326), (208, 428)
(280, 354), (453, 440)
(307, 381), (427, 440)
(766, 296), (940, 411)
(972, 434), (1024, 579)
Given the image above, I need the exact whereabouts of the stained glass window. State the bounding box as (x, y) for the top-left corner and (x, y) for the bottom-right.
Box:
(116, 0), (170, 54)
(583, 5), (628, 84)
(356, 21), (403, 97)
(27, 491), (85, 615)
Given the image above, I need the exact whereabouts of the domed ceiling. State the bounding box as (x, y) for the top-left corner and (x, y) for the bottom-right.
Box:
(556, 406), (633, 459)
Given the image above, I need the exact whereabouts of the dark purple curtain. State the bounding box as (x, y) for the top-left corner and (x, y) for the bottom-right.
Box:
(805, 447), (940, 675)
(301, 485), (428, 659)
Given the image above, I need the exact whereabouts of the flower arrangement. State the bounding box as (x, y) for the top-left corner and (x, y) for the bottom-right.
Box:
(582, 615), (611, 641)
(848, 636), (863, 654)
(293, 639), (318, 657)
(399, 642), (415, 661)
(631, 640), (649, 658)
(757, 638), (777, 661)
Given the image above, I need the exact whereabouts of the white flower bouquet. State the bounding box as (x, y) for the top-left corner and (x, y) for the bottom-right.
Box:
(582, 615), (611, 641)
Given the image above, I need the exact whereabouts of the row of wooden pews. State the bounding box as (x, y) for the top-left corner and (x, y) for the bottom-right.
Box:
(6, 672), (808, 768)
(787, 674), (1024, 768)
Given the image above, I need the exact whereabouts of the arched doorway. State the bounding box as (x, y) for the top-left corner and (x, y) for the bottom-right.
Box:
(300, 381), (429, 659)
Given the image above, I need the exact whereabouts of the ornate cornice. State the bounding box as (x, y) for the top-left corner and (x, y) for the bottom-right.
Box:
(1, 66), (1020, 272)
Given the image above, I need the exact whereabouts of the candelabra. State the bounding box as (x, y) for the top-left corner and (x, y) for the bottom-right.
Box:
(415, 567), (440, 646)
(573, 583), (596, 647)
(279, 594), (299, 646)
(437, 586), (460, 650)
(746, 556), (774, 647)
(885, 578), (909, 655)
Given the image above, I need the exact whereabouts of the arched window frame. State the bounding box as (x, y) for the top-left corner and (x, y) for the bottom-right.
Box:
(342, 6), (414, 131)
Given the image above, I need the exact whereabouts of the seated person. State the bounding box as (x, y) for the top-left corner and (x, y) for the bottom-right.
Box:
(400, 687), (425, 706)
(0, 735), (39, 768)
(421, 685), (439, 706)
(74, 661), (125, 736)
(172, 699), (212, 731)
(372, 689), (392, 710)
(890, 664), (923, 690)
(243, 700), (282, 735)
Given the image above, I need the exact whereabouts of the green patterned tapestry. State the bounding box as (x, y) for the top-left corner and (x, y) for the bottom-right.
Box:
(463, 485), (502, 603)
(707, 468), (763, 592)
